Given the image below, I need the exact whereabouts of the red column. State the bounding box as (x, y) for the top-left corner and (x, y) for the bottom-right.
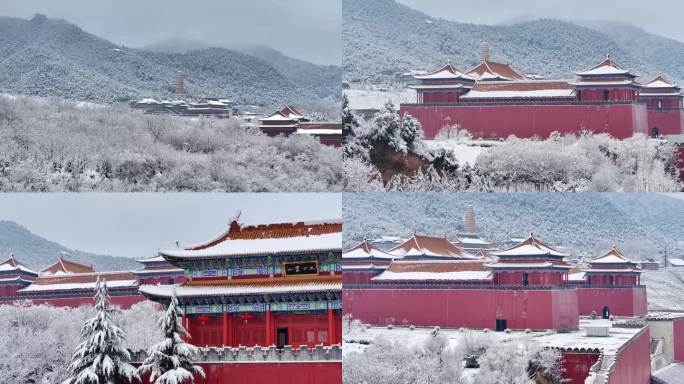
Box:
(327, 308), (335, 345)
(265, 310), (273, 346)
(222, 312), (228, 346)
(227, 314), (233, 347)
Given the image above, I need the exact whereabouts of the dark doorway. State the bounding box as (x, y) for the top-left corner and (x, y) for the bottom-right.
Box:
(602, 306), (610, 319)
(277, 328), (288, 349)
(603, 90), (610, 101)
(522, 273), (529, 287)
(651, 127), (660, 138)
(495, 319), (507, 332)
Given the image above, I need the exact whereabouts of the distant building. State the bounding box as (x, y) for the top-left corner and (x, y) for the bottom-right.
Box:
(259, 106), (342, 147)
(668, 258), (684, 267)
(0, 254), (38, 298)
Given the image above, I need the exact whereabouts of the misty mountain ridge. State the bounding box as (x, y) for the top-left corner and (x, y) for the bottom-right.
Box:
(141, 37), (342, 100)
(343, 0), (684, 85)
(0, 220), (139, 272)
(0, 14), (339, 105)
(343, 193), (684, 263)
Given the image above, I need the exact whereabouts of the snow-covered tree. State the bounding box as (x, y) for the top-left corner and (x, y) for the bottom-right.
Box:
(138, 290), (205, 384)
(399, 113), (424, 152)
(342, 93), (359, 144)
(62, 278), (139, 384)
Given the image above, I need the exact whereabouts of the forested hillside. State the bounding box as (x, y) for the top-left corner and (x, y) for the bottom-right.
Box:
(343, 193), (684, 261)
(343, 0), (684, 85)
(0, 221), (137, 271)
(0, 14), (339, 106)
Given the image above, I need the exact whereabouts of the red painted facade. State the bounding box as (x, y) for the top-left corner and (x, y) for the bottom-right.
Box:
(561, 352), (600, 384)
(607, 329), (651, 384)
(674, 318), (684, 362)
(647, 109), (684, 136)
(184, 311), (342, 348)
(138, 362), (341, 384)
(343, 288), (579, 330)
(576, 287), (648, 317)
(401, 103), (649, 140)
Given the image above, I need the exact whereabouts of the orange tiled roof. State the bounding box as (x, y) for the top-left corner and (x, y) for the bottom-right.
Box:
(189, 220), (342, 250)
(467, 60), (525, 81)
(386, 260), (488, 273)
(40, 257), (95, 275)
(388, 234), (477, 259)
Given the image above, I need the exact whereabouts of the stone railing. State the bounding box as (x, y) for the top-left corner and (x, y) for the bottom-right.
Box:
(131, 344), (342, 363)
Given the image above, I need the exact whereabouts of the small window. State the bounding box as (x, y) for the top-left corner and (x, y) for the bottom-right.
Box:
(652, 127), (660, 139)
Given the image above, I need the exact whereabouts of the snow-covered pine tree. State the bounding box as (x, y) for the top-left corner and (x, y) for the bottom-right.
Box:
(138, 290), (205, 384)
(342, 93), (359, 144)
(63, 277), (139, 384)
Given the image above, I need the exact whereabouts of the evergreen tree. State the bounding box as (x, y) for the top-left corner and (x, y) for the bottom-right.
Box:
(63, 277), (139, 384)
(342, 93), (359, 144)
(138, 290), (205, 384)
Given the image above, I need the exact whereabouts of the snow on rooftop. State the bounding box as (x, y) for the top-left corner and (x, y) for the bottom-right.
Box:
(139, 280), (341, 298)
(668, 259), (684, 266)
(0, 263), (37, 274)
(160, 232), (341, 259)
(652, 363), (684, 384)
(461, 89), (575, 99)
(344, 89), (415, 111)
(494, 244), (567, 258)
(372, 270), (491, 281)
(19, 279), (138, 293)
(296, 128), (341, 135)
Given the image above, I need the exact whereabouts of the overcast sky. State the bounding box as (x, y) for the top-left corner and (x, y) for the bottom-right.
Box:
(0, 194), (341, 259)
(397, 0), (684, 43)
(0, 0), (341, 65)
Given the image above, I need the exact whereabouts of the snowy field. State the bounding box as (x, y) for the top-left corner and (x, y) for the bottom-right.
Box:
(424, 139), (502, 166)
(343, 318), (639, 384)
(642, 268), (684, 311)
(345, 88), (415, 112)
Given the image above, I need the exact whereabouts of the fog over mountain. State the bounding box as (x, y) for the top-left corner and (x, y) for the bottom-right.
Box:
(0, 15), (340, 105)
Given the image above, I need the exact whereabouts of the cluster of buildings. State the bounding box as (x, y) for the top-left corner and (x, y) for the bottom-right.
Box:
(0, 217), (342, 384)
(130, 97), (234, 118)
(400, 47), (684, 142)
(342, 206), (683, 384)
(259, 105), (342, 147)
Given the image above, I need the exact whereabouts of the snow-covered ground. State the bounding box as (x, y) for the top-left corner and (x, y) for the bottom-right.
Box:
(424, 139), (502, 166)
(642, 268), (684, 311)
(345, 88), (415, 112)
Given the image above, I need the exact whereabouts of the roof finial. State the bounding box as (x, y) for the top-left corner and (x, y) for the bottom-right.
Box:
(612, 244), (617, 250)
(529, 231), (534, 238)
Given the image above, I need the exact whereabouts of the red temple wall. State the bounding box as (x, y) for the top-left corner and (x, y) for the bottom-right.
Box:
(642, 98), (682, 109)
(576, 287), (648, 317)
(561, 352), (600, 384)
(607, 329), (651, 384)
(494, 270), (564, 286)
(342, 271), (377, 285)
(578, 88), (638, 102)
(674, 318), (684, 362)
(400, 103), (649, 140)
(188, 312), (342, 348)
(318, 137), (342, 147)
(139, 362), (341, 384)
(16, 294), (146, 309)
(343, 288), (579, 330)
(421, 91), (461, 103)
(586, 274), (638, 286)
(0, 284), (22, 297)
(646, 109), (684, 136)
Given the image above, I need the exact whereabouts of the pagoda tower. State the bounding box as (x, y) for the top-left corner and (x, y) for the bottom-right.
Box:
(489, 233), (572, 286)
(574, 55), (642, 102)
(0, 254), (38, 299)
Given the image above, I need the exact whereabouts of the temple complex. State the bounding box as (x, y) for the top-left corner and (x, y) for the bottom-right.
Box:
(401, 49), (684, 140)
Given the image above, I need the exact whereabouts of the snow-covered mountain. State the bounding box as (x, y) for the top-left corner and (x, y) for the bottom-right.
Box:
(343, 193), (684, 261)
(343, 0), (684, 85)
(0, 221), (138, 271)
(0, 14), (339, 105)
(142, 39), (342, 100)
